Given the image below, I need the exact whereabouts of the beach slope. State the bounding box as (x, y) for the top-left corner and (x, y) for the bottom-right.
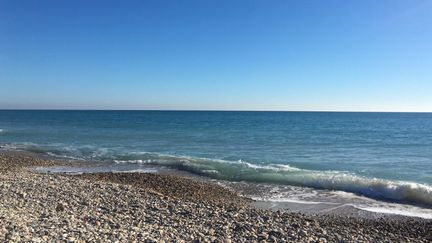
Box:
(0, 151), (431, 242)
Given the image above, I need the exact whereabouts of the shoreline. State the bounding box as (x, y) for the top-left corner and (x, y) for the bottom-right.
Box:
(3, 144), (432, 212)
(22, 148), (432, 220)
(1, 150), (431, 242)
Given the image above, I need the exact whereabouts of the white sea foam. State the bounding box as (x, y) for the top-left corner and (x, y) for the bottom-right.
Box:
(112, 152), (432, 207)
(251, 197), (339, 205)
(6, 145), (432, 208)
(46, 152), (84, 161)
(250, 194), (432, 219)
(114, 159), (152, 164)
(354, 206), (432, 219)
(112, 169), (158, 173)
(202, 169), (220, 175)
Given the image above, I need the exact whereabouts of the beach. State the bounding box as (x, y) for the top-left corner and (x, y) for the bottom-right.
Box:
(3, 0), (432, 241)
(1, 150), (431, 242)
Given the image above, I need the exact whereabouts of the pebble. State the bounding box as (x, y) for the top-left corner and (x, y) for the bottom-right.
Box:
(0, 151), (430, 242)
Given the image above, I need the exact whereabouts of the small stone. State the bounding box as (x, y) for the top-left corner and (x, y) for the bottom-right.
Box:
(318, 238), (327, 243)
(258, 233), (268, 239)
(56, 203), (66, 212)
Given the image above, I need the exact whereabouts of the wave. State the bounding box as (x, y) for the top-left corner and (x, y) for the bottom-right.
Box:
(3, 143), (432, 208)
(114, 152), (432, 208)
(1, 143), (112, 161)
(355, 205), (432, 219)
(249, 196), (432, 219)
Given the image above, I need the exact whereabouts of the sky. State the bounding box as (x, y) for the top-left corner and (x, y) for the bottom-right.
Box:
(1, 0), (432, 111)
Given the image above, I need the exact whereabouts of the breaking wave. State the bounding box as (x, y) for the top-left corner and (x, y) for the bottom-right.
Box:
(3, 143), (432, 208)
(113, 152), (432, 208)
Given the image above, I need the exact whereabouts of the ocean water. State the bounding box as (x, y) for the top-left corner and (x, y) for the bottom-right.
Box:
(1, 110), (432, 215)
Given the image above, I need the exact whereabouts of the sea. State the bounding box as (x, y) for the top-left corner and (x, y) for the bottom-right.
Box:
(1, 110), (432, 218)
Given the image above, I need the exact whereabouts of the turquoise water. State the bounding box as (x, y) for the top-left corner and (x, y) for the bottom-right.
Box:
(1, 110), (432, 207)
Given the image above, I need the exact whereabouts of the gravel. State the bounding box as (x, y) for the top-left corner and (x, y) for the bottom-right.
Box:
(1, 151), (431, 242)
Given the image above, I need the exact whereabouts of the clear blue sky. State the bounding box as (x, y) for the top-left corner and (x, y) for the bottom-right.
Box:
(1, 0), (431, 111)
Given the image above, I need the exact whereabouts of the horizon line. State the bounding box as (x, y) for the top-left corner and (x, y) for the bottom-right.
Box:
(0, 108), (431, 113)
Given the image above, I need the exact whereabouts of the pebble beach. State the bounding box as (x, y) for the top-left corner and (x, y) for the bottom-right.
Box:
(1, 150), (431, 242)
